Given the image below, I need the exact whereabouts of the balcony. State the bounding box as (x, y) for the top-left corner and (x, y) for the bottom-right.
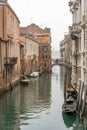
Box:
(4, 57), (17, 66)
(73, 0), (79, 10)
(71, 32), (79, 40)
(68, 1), (73, 7)
(69, 0), (79, 13)
(71, 24), (81, 40)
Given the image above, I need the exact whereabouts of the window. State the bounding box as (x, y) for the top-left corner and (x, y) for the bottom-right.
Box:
(44, 63), (47, 67)
(43, 55), (48, 60)
(43, 46), (48, 51)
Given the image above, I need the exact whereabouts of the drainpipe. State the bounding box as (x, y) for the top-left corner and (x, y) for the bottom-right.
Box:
(75, 39), (78, 87)
(3, 5), (7, 83)
(2, 5), (5, 39)
(2, 5), (8, 83)
(0, 39), (2, 73)
(6, 41), (7, 83)
(0, 38), (8, 83)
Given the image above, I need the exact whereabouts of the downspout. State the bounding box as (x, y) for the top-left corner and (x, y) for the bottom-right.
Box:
(76, 40), (78, 86)
(3, 5), (4, 39)
(0, 5), (5, 73)
(2, 5), (8, 83)
(0, 39), (2, 73)
(6, 41), (7, 83)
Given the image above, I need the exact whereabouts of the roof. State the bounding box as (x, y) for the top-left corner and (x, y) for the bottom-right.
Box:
(38, 39), (47, 44)
(20, 23), (51, 36)
(37, 37), (50, 44)
(0, 0), (20, 23)
(25, 34), (39, 43)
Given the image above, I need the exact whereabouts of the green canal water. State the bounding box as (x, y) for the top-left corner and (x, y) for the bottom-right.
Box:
(0, 66), (87, 130)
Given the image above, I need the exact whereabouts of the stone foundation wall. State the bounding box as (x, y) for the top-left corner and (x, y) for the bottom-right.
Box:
(0, 73), (20, 95)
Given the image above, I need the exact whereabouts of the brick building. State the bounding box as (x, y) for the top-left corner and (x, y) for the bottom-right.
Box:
(20, 33), (39, 76)
(20, 23), (51, 72)
(0, 0), (20, 93)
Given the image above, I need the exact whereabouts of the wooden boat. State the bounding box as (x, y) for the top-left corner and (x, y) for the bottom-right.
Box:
(29, 72), (39, 78)
(20, 76), (30, 84)
(62, 95), (77, 114)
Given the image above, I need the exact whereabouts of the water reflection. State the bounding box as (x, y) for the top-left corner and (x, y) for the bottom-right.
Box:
(38, 73), (51, 99)
(72, 116), (85, 130)
(0, 66), (87, 130)
(0, 85), (20, 130)
(20, 73), (51, 127)
(62, 112), (86, 130)
(62, 112), (76, 128)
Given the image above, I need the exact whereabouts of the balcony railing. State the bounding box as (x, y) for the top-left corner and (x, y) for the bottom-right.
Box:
(71, 23), (81, 40)
(68, 1), (73, 7)
(4, 57), (17, 66)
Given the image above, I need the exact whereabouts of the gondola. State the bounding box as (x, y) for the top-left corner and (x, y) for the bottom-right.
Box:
(62, 95), (77, 114)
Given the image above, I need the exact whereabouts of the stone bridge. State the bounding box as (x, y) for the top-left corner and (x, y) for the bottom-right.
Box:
(51, 59), (71, 69)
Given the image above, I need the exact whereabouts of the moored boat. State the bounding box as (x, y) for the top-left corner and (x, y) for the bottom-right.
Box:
(20, 76), (30, 85)
(62, 95), (77, 114)
(29, 72), (39, 78)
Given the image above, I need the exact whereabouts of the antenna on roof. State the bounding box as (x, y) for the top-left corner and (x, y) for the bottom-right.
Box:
(30, 17), (34, 25)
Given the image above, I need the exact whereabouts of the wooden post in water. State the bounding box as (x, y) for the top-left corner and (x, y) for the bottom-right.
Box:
(64, 68), (67, 100)
(77, 80), (81, 111)
(80, 84), (87, 121)
(78, 81), (84, 112)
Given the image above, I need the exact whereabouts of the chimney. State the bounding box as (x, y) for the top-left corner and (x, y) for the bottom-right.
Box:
(44, 27), (50, 33)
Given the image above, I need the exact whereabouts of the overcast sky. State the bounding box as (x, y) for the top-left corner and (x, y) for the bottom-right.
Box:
(8, 0), (72, 50)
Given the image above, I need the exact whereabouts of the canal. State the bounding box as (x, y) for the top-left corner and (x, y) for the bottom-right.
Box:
(0, 66), (87, 130)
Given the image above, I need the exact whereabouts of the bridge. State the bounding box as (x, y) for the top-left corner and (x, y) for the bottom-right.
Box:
(51, 59), (71, 69)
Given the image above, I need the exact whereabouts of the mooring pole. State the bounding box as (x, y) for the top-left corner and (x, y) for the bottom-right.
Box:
(64, 67), (67, 100)
(80, 84), (87, 121)
(78, 81), (84, 112)
(77, 80), (81, 110)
